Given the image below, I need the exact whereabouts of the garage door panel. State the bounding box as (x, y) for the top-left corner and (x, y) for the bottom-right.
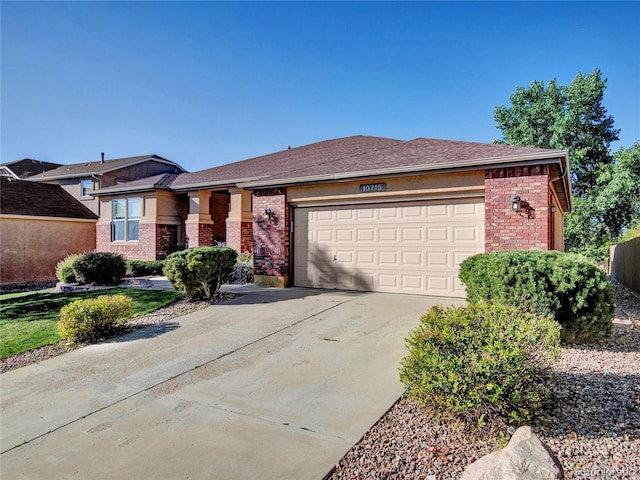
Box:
(427, 252), (450, 267)
(357, 228), (375, 242)
(379, 229), (398, 242)
(454, 226), (480, 242)
(402, 251), (423, 266)
(293, 198), (483, 297)
(402, 227), (423, 242)
(336, 229), (354, 242)
(427, 227), (449, 242)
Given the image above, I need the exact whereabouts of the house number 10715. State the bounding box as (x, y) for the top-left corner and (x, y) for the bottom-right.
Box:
(359, 183), (386, 193)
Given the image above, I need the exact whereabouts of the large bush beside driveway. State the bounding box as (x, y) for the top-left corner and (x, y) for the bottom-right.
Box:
(164, 246), (238, 300)
(400, 302), (560, 426)
(459, 250), (614, 343)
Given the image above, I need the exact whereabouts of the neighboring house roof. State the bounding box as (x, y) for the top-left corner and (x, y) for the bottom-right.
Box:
(0, 159), (62, 179)
(28, 154), (186, 180)
(91, 135), (572, 211)
(0, 177), (98, 220)
(92, 173), (178, 195)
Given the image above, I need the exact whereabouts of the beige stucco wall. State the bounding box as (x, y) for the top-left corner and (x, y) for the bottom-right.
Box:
(287, 171), (485, 205)
(554, 199), (565, 252)
(0, 215), (97, 284)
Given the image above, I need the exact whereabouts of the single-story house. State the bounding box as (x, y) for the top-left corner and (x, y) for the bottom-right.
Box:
(27, 154), (186, 215)
(0, 177), (98, 285)
(92, 135), (571, 298)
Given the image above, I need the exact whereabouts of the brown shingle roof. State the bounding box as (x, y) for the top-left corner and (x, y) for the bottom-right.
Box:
(170, 136), (403, 190)
(87, 135), (571, 210)
(0, 177), (98, 220)
(240, 137), (568, 186)
(30, 154), (185, 180)
(0, 159), (62, 179)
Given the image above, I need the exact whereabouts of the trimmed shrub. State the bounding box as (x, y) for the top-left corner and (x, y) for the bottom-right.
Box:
(71, 252), (127, 285)
(232, 252), (254, 284)
(126, 260), (165, 277)
(163, 247), (238, 300)
(58, 294), (133, 343)
(400, 302), (560, 425)
(56, 253), (83, 283)
(459, 250), (614, 343)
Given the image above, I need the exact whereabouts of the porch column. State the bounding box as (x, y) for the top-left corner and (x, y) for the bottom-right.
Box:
(226, 188), (254, 253)
(184, 190), (214, 247)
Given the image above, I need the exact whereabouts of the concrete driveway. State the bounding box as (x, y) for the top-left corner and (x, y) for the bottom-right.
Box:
(1, 286), (462, 479)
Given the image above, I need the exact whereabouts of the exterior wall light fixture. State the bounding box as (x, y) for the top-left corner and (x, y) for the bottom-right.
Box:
(511, 195), (521, 213)
(263, 208), (273, 221)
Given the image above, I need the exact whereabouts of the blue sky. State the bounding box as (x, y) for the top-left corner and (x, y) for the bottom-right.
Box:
(2, 1), (639, 171)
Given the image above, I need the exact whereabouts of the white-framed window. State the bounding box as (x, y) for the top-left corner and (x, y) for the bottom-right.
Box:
(81, 178), (93, 197)
(112, 197), (141, 241)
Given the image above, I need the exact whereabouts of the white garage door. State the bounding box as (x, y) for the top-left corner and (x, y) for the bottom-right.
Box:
(293, 198), (484, 297)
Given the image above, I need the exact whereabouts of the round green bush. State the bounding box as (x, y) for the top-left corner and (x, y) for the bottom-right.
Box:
(71, 252), (127, 285)
(58, 294), (133, 343)
(459, 250), (614, 343)
(400, 302), (560, 426)
(164, 247), (238, 300)
(55, 253), (83, 283)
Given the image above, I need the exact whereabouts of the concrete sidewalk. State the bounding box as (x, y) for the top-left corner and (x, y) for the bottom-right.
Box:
(1, 287), (462, 479)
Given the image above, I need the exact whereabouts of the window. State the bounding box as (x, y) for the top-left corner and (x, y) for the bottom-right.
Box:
(112, 197), (141, 241)
(81, 179), (93, 197)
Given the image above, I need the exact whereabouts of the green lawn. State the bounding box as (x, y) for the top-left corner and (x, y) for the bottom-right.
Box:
(0, 288), (183, 358)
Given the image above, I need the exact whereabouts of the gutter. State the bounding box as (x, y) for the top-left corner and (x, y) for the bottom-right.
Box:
(238, 152), (569, 189)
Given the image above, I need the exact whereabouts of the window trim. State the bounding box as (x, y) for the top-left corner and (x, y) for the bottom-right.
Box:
(111, 197), (141, 242)
(81, 178), (93, 198)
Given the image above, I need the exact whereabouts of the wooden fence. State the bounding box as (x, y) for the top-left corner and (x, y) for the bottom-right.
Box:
(609, 237), (640, 294)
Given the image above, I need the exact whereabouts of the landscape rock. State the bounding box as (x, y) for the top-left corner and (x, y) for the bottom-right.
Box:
(460, 426), (564, 480)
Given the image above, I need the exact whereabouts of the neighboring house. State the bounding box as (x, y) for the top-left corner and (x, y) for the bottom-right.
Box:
(27, 154), (186, 215)
(0, 177), (98, 285)
(93, 135), (571, 298)
(0, 159), (62, 179)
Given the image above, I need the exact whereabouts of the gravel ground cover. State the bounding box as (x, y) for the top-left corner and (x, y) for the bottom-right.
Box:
(329, 280), (640, 480)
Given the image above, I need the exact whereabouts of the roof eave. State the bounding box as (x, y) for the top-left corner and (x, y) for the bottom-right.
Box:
(170, 176), (268, 192)
(92, 185), (173, 196)
(239, 151), (570, 189)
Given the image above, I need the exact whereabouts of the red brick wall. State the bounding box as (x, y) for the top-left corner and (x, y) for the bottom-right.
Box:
(185, 222), (214, 248)
(156, 224), (178, 259)
(96, 223), (156, 260)
(252, 189), (289, 280)
(485, 165), (551, 251)
(226, 220), (253, 253)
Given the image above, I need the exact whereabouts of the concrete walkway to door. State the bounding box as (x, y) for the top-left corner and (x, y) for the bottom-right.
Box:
(1, 286), (463, 480)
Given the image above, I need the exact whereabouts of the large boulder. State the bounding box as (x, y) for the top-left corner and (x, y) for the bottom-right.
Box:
(461, 426), (563, 480)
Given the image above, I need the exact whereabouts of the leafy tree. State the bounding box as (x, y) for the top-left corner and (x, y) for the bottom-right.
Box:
(495, 69), (619, 197)
(564, 142), (640, 257)
(494, 69), (638, 259)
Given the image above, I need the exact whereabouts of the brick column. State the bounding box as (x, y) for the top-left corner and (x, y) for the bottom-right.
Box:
(485, 165), (551, 251)
(252, 188), (289, 287)
(184, 190), (214, 247)
(226, 188), (254, 253)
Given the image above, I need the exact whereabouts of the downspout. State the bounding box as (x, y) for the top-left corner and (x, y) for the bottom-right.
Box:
(549, 156), (571, 212)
